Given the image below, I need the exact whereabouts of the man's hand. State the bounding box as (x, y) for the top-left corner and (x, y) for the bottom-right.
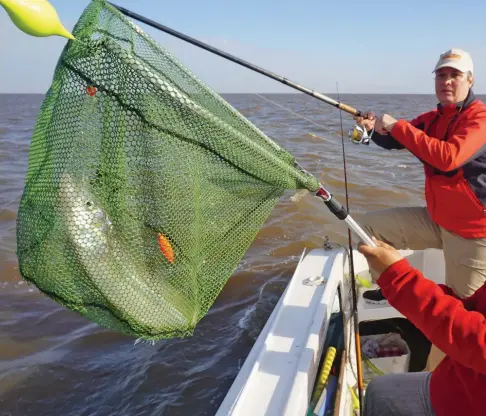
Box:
(358, 237), (403, 275)
(353, 112), (376, 131)
(374, 114), (398, 135)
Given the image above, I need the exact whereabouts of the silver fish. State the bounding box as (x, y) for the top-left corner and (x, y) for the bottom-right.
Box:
(58, 172), (190, 334)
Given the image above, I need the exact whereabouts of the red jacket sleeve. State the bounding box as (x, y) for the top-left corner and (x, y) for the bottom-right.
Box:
(390, 108), (486, 172)
(370, 113), (427, 151)
(377, 258), (486, 373)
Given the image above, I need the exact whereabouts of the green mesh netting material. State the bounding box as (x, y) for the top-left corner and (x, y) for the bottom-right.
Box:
(16, 0), (320, 340)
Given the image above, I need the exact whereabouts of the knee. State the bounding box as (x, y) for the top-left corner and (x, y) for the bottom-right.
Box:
(363, 377), (387, 415)
(365, 377), (381, 400)
(358, 208), (405, 247)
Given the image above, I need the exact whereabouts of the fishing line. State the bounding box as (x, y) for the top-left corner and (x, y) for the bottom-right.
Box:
(337, 83), (364, 416)
(252, 93), (343, 139)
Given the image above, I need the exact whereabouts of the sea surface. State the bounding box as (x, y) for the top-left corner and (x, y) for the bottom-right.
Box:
(0, 93), (473, 415)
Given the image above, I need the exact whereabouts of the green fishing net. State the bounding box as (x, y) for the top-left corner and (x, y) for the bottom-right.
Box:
(16, 0), (320, 340)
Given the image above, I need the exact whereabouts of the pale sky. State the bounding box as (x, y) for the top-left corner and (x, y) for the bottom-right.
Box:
(1, 0), (486, 94)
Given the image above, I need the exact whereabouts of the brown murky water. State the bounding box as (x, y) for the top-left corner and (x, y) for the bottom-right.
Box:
(0, 93), (475, 415)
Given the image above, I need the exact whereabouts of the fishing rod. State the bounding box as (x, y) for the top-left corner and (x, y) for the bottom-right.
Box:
(108, 2), (366, 120)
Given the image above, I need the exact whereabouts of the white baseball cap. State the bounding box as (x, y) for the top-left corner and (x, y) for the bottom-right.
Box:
(433, 48), (474, 74)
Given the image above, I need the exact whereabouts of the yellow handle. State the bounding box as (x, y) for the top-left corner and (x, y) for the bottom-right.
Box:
(0, 0), (74, 39)
(311, 346), (337, 404)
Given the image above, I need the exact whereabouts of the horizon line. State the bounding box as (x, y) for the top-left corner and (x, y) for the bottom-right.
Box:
(0, 92), (452, 95)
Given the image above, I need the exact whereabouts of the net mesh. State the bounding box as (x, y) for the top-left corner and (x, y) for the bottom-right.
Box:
(16, 0), (320, 340)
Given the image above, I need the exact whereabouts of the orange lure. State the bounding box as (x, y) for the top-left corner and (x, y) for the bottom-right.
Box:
(157, 232), (174, 264)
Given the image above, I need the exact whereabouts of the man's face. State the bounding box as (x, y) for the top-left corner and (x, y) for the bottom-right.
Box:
(435, 66), (473, 105)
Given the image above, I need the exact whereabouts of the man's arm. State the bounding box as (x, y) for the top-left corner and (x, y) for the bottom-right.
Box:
(368, 113), (428, 150)
(390, 109), (486, 172)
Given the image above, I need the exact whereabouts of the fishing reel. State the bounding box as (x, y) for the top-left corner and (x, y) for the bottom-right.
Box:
(348, 125), (372, 145)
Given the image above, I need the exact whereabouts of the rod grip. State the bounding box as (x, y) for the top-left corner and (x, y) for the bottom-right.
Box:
(338, 103), (359, 116)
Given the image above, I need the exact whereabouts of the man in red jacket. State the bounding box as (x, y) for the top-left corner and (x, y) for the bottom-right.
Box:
(354, 48), (486, 370)
(358, 237), (485, 416)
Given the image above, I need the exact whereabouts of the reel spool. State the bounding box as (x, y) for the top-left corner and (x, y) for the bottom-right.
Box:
(348, 124), (372, 145)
